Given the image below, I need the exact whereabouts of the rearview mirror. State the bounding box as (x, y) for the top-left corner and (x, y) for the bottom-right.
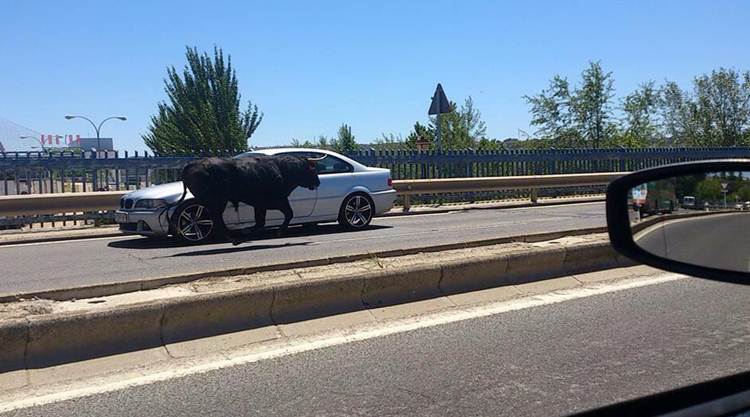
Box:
(607, 160), (750, 284)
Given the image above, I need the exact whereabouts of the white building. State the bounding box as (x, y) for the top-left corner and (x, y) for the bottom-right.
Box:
(0, 116), (42, 152)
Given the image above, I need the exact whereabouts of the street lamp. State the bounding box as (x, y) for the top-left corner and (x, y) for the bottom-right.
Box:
(20, 135), (46, 152)
(64, 114), (127, 151)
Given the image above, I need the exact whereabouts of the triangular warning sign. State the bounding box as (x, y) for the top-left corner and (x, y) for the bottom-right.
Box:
(428, 83), (451, 115)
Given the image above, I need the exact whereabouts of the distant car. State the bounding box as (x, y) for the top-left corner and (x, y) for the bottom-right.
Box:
(114, 148), (397, 243)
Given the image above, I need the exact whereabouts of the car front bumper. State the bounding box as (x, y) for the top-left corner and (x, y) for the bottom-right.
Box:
(371, 189), (398, 215)
(115, 208), (171, 236)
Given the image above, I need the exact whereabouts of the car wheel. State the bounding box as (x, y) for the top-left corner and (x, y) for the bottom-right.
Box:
(171, 200), (216, 244)
(338, 193), (374, 231)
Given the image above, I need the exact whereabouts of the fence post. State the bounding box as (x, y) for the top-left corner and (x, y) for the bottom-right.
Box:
(530, 188), (538, 204)
(403, 195), (411, 212)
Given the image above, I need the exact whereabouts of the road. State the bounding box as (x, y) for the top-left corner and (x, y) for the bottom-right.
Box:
(5, 273), (749, 416)
(0, 202), (604, 295)
(635, 212), (750, 272)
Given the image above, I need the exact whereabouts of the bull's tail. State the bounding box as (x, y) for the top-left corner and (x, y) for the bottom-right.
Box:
(177, 181), (188, 205)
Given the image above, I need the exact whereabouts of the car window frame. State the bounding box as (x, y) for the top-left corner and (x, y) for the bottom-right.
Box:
(280, 152), (354, 175)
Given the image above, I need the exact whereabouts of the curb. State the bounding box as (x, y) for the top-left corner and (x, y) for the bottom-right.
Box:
(0, 236), (633, 372)
(0, 227), (608, 303)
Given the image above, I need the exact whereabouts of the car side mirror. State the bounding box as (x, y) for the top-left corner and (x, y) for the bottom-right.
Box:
(607, 160), (750, 284)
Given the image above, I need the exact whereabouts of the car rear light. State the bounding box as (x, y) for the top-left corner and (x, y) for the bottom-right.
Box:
(387, 178), (393, 187)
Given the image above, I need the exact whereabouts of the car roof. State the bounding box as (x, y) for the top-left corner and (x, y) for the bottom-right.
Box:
(238, 148), (367, 170)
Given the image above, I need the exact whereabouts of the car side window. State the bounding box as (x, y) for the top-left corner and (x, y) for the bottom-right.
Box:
(282, 152), (353, 175)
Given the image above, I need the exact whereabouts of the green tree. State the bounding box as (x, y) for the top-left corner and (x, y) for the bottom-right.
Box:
(618, 81), (660, 147)
(291, 135), (332, 149)
(660, 68), (750, 146)
(332, 123), (358, 153)
(736, 184), (750, 202)
(524, 75), (581, 146)
(571, 62), (616, 148)
(659, 81), (697, 145)
(405, 122), (433, 149)
(526, 62), (615, 148)
(143, 46), (263, 156)
(373, 133), (405, 150)
(695, 178), (723, 201)
(427, 97), (487, 149)
(693, 68), (750, 146)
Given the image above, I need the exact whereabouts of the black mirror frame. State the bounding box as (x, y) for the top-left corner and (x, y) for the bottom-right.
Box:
(607, 159), (750, 285)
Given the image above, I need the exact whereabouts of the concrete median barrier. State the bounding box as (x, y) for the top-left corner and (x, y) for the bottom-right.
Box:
(24, 303), (164, 370)
(0, 320), (27, 372)
(272, 273), (366, 323)
(0, 227), (608, 303)
(0, 233), (631, 373)
(161, 287), (274, 345)
(362, 263), (443, 308)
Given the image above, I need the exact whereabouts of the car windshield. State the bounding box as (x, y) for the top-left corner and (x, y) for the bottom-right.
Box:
(2, 2), (749, 416)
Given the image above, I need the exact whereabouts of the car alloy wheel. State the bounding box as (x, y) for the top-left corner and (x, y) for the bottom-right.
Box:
(176, 203), (214, 242)
(340, 194), (373, 230)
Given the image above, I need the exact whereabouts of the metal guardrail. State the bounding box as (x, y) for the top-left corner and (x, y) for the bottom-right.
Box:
(0, 191), (125, 218)
(392, 172), (624, 210)
(0, 172), (626, 218)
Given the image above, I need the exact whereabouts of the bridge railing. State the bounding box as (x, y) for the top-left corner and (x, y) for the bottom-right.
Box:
(0, 172), (624, 221)
(2, 146), (748, 226)
(2, 147), (748, 196)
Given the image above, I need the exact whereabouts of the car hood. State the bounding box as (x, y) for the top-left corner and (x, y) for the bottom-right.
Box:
(123, 181), (192, 203)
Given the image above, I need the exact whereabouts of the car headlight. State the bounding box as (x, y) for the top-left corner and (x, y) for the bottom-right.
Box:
(134, 199), (168, 210)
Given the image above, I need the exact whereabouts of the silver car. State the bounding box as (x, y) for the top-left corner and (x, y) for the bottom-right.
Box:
(114, 148), (397, 243)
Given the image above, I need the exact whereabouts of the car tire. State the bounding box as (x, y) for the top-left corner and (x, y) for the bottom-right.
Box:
(338, 193), (374, 231)
(170, 200), (217, 244)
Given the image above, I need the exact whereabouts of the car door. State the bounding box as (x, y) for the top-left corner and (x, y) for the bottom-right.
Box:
(233, 153), (318, 228)
(304, 153), (355, 219)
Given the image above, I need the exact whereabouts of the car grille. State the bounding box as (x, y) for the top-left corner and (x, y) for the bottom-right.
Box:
(119, 221), (152, 232)
(119, 222), (138, 232)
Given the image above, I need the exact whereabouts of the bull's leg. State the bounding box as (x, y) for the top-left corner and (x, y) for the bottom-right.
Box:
(251, 205), (267, 232)
(208, 201), (240, 245)
(277, 199), (294, 237)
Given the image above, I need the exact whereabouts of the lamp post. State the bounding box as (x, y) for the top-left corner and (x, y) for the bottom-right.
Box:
(64, 115), (127, 152)
(64, 115), (126, 191)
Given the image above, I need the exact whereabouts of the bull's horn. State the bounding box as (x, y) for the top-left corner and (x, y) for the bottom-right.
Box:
(307, 155), (327, 161)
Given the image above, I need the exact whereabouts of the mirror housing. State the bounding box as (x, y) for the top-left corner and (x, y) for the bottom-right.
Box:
(607, 159), (750, 285)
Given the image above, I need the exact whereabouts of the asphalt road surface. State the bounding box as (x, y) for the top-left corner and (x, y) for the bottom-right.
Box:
(0, 202), (604, 294)
(635, 212), (750, 273)
(6, 274), (749, 416)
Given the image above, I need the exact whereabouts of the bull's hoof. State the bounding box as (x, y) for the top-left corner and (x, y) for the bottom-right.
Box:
(275, 230), (284, 238)
(230, 236), (244, 246)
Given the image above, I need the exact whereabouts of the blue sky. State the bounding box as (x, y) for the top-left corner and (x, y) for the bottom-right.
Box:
(2, 0), (749, 151)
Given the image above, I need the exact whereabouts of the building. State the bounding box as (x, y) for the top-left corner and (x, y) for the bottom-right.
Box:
(78, 137), (114, 150)
(0, 116), (42, 152)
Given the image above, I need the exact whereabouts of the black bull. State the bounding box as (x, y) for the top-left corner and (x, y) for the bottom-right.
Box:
(172, 155), (322, 243)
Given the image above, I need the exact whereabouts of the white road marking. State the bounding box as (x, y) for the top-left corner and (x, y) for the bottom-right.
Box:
(0, 272), (684, 413)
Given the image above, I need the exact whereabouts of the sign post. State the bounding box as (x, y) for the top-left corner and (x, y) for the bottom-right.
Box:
(721, 182), (729, 209)
(428, 83), (451, 151)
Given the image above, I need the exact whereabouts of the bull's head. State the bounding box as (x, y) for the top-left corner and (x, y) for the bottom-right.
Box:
(303, 156), (324, 190)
